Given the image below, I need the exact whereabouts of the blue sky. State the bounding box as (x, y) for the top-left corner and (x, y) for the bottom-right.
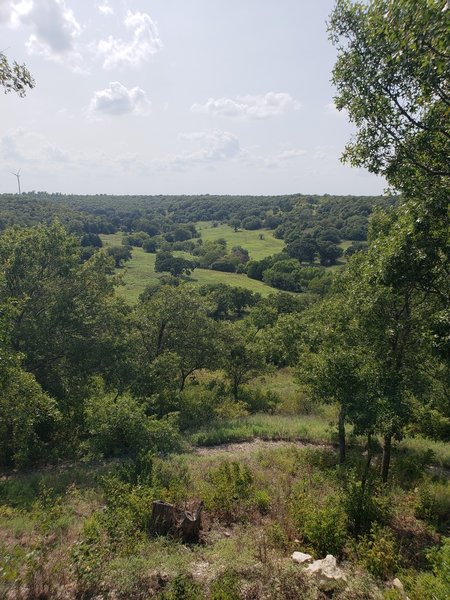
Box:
(0, 0), (386, 195)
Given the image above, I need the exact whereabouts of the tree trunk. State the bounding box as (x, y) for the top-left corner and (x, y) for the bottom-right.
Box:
(179, 372), (187, 391)
(232, 377), (239, 400)
(361, 433), (373, 494)
(149, 500), (203, 543)
(381, 434), (392, 483)
(338, 407), (346, 464)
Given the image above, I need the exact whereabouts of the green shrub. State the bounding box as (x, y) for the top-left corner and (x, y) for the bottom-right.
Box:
(343, 471), (389, 535)
(401, 539), (450, 599)
(0, 364), (61, 468)
(146, 413), (184, 455)
(291, 487), (348, 556)
(302, 503), (347, 556)
(416, 480), (450, 531)
(160, 574), (205, 600)
(355, 524), (399, 580)
(210, 570), (242, 600)
(85, 394), (183, 458)
(203, 461), (254, 523)
(151, 456), (192, 504)
(266, 522), (289, 551)
(114, 450), (154, 485)
(238, 387), (281, 414)
(72, 513), (108, 592)
(254, 490), (271, 515)
(178, 387), (219, 430)
(391, 447), (435, 488)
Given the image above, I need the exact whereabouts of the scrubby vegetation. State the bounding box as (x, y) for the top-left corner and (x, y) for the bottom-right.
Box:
(1, 0), (448, 597)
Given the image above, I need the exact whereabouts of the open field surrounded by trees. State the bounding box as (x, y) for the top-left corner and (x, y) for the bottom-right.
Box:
(1, 0), (449, 598)
(100, 231), (279, 302)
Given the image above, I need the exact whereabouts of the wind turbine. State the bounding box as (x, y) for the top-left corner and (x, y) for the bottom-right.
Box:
(11, 169), (21, 194)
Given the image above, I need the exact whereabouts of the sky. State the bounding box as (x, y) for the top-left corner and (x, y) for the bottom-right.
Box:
(0, 0), (386, 196)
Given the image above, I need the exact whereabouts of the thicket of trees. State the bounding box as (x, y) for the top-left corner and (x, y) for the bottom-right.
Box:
(0, 0), (447, 533)
(0, 3), (448, 598)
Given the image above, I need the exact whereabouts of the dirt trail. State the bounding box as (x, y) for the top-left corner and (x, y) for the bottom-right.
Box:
(194, 438), (331, 456)
(194, 438), (450, 479)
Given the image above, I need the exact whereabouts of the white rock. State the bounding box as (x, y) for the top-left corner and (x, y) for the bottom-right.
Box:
(291, 551), (313, 565)
(392, 578), (404, 592)
(392, 578), (408, 598)
(304, 554), (347, 591)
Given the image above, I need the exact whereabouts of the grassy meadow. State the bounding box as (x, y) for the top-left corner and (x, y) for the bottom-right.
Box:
(100, 225), (282, 302)
(196, 221), (285, 260)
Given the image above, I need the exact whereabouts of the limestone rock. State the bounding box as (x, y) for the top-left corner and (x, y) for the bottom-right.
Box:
(391, 578), (409, 599)
(291, 551), (313, 565)
(304, 554), (347, 591)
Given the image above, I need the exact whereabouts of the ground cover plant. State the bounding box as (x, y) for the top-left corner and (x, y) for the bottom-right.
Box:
(1, 0), (448, 597)
(1, 430), (448, 599)
(100, 232), (276, 302)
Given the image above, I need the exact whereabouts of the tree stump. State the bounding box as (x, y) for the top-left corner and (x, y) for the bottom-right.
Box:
(149, 500), (204, 543)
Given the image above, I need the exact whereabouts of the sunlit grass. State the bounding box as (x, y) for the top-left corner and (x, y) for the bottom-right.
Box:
(100, 234), (276, 302)
(196, 221), (285, 260)
(188, 414), (335, 447)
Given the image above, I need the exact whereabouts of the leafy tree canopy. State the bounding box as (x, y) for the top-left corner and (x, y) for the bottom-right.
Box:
(0, 52), (35, 96)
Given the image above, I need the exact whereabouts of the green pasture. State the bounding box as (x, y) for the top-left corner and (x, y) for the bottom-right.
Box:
(100, 233), (276, 302)
(196, 221), (285, 260)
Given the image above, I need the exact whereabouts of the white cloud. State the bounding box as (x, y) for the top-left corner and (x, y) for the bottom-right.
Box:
(11, 0), (83, 63)
(273, 149), (306, 161)
(191, 92), (300, 119)
(240, 146), (306, 169)
(97, 1), (113, 16)
(97, 10), (162, 69)
(89, 81), (151, 117)
(1, 128), (50, 164)
(44, 144), (70, 162)
(175, 129), (240, 166)
(0, 0), (15, 23)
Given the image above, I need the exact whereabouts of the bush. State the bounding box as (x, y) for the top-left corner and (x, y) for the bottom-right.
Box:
(160, 575), (205, 600)
(238, 387), (281, 414)
(354, 524), (399, 580)
(343, 472), (389, 535)
(85, 394), (183, 458)
(290, 487), (348, 556)
(142, 237), (158, 252)
(391, 447), (435, 488)
(415, 480), (450, 531)
(254, 490), (271, 515)
(151, 456), (191, 504)
(266, 522), (289, 551)
(0, 365), (60, 468)
(178, 387), (219, 430)
(211, 260), (236, 273)
(203, 461), (254, 523)
(210, 570), (242, 600)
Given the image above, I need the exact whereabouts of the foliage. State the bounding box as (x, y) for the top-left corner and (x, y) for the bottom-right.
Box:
(0, 222), (129, 419)
(85, 393), (182, 458)
(210, 570), (242, 600)
(134, 284), (219, 393)
(415, 480), (450, 532)
(354, 524), (399, 580)
(160, 574), (205, 600)
(155, 251), (197, 277)
(0, 361), (60, 468)
(330, 0), (449, 198)
(203, 461), (255, 523)
(107, 244), (132, 267)
(290, 484), (348, 556)
(219, 322), (267, 399)
(0, 52), (35, 96)
(343, 471), (389, 536)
